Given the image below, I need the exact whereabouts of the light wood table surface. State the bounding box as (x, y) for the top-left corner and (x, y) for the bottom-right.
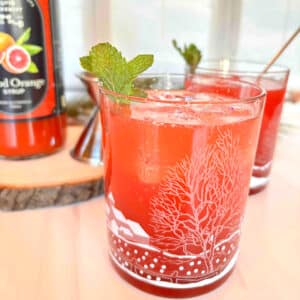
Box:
(0, 133), (299, 300)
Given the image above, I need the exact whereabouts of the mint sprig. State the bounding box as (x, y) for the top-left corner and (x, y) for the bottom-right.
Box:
(80, 43), (154, 100)
(172, 39), (202, 74)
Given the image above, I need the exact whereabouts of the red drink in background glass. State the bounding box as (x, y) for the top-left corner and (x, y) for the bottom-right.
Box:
(100, 75), (265, 296)
(253, 79), (286, 175)
(188, 61), (289, 194)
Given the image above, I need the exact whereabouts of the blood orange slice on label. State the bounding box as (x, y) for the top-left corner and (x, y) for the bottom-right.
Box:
(2, 45), (31, 74)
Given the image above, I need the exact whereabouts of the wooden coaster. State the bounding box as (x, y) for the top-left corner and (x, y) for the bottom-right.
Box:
(0, 126), (104, 211)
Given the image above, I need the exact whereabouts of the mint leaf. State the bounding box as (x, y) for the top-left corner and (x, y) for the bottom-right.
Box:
(80, 56), (92, 72)
(130, 87), (147, 97)
(172, 39), (202, 73)
(16, 28), (31, 45)
(80, 42), (154, 100)
(88, 43), (128, 93)
(27, 62), (39, 73)
(22, 44), (43, 56)
(172, 40), (184, 57)
(127, 55), (154, 81)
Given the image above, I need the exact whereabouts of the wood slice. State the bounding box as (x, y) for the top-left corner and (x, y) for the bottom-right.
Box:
(0, 126), (104, 211)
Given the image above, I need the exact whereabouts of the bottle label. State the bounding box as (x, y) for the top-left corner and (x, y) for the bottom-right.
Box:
(0, 0), (63, 121)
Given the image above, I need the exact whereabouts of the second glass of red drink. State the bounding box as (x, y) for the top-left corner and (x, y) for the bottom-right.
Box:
(187, 60), (289, 194)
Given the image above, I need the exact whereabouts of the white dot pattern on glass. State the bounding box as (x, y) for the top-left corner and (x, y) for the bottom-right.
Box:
(109, 226), (239, 284)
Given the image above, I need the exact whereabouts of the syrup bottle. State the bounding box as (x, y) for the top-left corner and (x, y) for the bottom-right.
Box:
(0, 0), (66, 159)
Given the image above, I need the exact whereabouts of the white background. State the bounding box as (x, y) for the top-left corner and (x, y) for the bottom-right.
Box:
(58, 0), (300, 100)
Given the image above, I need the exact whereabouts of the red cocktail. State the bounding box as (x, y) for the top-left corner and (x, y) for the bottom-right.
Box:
(100, 74), (265, 296)
(189, 61), (289, 194)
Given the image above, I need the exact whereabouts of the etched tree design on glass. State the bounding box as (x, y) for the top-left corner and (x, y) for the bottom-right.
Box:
(149, 130), (247, 273)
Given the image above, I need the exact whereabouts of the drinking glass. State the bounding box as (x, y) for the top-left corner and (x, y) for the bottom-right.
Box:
(189, 60), (289, 194)
(99, 74), (265, 296)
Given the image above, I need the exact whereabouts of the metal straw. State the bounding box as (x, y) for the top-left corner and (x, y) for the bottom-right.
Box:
(261, 26), (300, 74)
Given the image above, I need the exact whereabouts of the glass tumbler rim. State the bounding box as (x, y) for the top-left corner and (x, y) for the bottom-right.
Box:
(100, 73), (266, 106)
(195, 59), (290, 76)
